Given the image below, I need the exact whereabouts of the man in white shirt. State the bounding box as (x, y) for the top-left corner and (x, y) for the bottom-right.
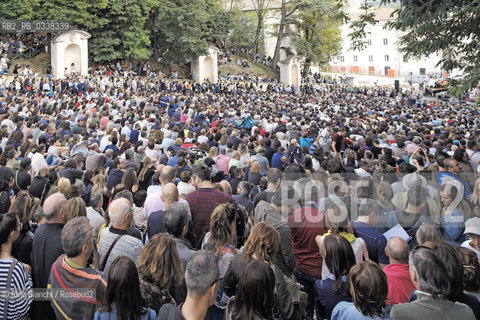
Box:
(0, 54), (8, 74)
(466, 140), (480, 172)
(121, 120), (131, 140)
(31, 144), (62, 175)
(144, 166), (191, 218)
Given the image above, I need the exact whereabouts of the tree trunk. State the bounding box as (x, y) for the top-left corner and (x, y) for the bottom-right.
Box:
(252, 14), (263, 60)
(152, 30), (158, 60)
(46, 33), (52, 56)
(272, 0), (286, 71)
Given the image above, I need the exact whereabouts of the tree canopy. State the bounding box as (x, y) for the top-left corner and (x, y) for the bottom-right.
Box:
(290, 0), (343, 74)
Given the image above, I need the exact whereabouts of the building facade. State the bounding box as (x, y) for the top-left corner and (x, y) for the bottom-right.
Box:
(329, 8), (443, 79)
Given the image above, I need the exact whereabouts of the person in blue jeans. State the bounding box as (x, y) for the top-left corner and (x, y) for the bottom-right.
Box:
(45, 154), (60, 167)
(94, 256), (156, 320)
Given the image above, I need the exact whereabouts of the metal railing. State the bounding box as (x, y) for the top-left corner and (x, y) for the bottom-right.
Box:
(6, 44), (46, 61)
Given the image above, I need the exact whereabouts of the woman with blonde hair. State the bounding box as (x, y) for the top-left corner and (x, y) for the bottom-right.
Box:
(208, 146), (219, 160)
(469, 177), (480, 216)
(248, 160), (262, 186)
(92, 173), (108, 211)
(138, 233), (184, 313)
(202, 203), (238, 320)
(219, 134), (229, 150)
(65, 196), (87, 221)
(57, 177), (71, 194)
(224, 222), (298, 320)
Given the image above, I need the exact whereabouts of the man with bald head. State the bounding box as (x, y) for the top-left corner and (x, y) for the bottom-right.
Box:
(383, 236), (415, 305)
(98, 198), (143, 274)
(143, 165), (191, 218)
(147, 183), (179, 239)
(31, 192), (68, 320)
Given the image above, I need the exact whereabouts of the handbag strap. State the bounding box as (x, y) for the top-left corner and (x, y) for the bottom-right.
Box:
(100, 234), (123, 271)
(3, 258), (19, 320)
(14, 171), (20, 191)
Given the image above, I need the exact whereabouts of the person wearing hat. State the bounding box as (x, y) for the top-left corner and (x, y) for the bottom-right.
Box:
(391, 172), (441, 225)
(462, 217), (480, 259)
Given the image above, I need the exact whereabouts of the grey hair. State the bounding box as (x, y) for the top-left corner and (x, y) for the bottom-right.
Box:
(61, 217), (92, 258)
(164, 202), (190, 238)
(90, 192), (103, 208)
(237, 181), (251, 194)
(108, 198), (131, 227)
(409, 247), (450, 299)
(185, 250), (219, 296)
(74, 180), (84, 195)
(124, 149), (134, 160)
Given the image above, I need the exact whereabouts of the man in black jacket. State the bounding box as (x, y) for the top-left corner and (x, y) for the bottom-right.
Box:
(30, 192), (67, 320)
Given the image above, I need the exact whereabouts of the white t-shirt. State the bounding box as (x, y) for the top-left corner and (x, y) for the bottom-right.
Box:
(31, 152), (48, 175)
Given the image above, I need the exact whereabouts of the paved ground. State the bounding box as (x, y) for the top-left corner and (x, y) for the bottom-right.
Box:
(322, 72), (416, 88)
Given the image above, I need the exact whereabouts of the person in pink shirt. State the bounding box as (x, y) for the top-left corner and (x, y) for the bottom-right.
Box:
(215, 148), (231, 173)
(383, 237), (416, 305)
(99, 111), (109, 130)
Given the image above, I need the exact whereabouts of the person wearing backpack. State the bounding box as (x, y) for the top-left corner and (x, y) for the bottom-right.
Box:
(287, 139), (306, 165)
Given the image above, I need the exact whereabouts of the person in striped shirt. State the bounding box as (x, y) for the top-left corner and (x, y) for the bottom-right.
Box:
(48, 217), (107, 320)
(0, 212), (32, 320)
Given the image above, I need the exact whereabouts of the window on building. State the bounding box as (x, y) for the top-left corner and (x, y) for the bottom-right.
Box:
(273, 24), (279, 34)
(367, 39), (372, 46)
(353, 55), (358, 62)
(403, 55), (408, 63)
(369, 55), (373, 62)
(385, 55), (389, 62)
(339, 56), (344, 62)
(383, 38), (388, 45)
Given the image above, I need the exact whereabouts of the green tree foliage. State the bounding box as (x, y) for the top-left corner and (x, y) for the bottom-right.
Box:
(150, 0), (229, 64)
(348, 0), (377, 51)
(290, 0), (343, 73)
(227, 9), (257, 50)
(89, 0), (154, 62)
(32, 0), (107, 30)
(272, 0), (331, 70)
(0, 0), (40, 20)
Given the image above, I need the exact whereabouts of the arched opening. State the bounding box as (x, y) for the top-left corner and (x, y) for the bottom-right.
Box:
(64, 44), (81, 75)
(291, 63), (299, 87)
(203, 56), (214, 82)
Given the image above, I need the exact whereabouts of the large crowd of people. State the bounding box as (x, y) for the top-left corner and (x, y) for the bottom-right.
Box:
(0, 66), (479, 320)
